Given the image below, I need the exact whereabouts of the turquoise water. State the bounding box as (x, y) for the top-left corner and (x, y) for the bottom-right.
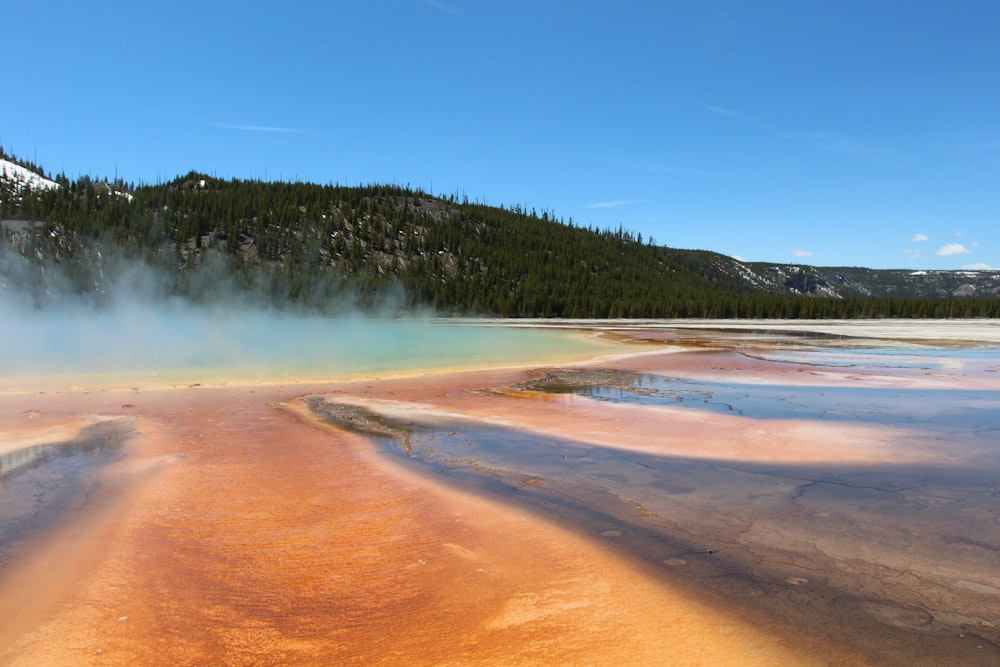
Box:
(1, 313), (608, 387)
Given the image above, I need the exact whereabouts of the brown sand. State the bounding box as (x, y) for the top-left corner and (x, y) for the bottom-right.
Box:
(0, 370), (863, 666)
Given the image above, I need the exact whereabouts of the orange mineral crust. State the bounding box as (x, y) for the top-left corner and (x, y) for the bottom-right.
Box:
(0, 383), (842, 666)
(4, 325), (999, 666)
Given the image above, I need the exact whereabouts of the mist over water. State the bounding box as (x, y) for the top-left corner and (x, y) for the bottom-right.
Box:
(3, 239), (999, 665)
(0, 251), (601, 387)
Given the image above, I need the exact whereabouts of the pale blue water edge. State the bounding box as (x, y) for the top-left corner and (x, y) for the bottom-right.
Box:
(5, 311), (998, 389)
(755, 345), (1000, 367)
(1, 313), (609, 388)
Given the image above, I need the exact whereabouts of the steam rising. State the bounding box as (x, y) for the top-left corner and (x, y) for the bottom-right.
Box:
(0, 249), (585, 387)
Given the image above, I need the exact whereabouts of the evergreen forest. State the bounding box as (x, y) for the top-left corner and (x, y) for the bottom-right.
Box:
(2, 150), (998, 319)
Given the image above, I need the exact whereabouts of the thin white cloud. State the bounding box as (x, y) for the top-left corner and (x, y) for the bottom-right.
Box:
(906, 250), (926, 260)
(912, 233), (929, 242)
(784, 131), (916, 167)
(218, 123), (309, 134)
(936, 243), (971, 256)
(962, 262), (996, 270)
(705, 104), (739, 118)
(586, 199), (643, 209)
(955, 230), (965, 237)
(934, 138), (1000, 152)
(791, 249), (813, 258)
(424, 0), (462, 16)
(592, 154), (708, 176)
(649, 161), (709, 176)
(703, 104), (770, 130)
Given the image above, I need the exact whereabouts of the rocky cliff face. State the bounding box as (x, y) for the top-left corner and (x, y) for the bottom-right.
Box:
(686, 252), (1000, 299)
(749, 264), (1000, 299)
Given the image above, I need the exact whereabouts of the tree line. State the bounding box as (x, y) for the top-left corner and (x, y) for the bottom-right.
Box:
(2, 162), (998, 318)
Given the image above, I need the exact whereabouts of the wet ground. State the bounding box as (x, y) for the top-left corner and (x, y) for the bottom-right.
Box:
(1, 322), (998, 665)
(304, 331), (1000, 665)
(0, 419), (136, 565)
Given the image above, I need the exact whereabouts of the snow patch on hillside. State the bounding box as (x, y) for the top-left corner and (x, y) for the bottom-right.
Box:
(0, 157), (60, 192)
(94, 181), (134, 202)
(724, 259), (775, 290)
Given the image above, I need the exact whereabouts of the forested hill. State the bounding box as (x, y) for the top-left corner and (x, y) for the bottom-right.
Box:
(2, 154), (998, 318)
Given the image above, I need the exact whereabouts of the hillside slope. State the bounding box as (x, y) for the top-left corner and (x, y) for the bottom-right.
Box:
(1, 157), (997, 318)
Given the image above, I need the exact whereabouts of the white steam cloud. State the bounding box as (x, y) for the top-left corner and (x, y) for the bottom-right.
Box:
(0, 249), (572, 387)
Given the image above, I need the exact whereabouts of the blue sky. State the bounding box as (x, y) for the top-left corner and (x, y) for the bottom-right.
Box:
(4, 1), (998, 269)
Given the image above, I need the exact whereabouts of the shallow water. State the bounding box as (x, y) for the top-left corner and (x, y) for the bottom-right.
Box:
(308, 333), (1000, 664)
(0, 420), (135, 562)
(554, 370), (1000, 429)
(4, 320), (999, 664)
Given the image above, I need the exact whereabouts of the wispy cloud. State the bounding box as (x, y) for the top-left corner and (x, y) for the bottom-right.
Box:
(423, 0), (462, 16)
(648, 161), (709, 176)
(936, 243), (971, 256)
(934, 137), (1000, 152)
(706, 108), (915, 168)
(705, 104), (740, 118)
(784, 131), (916, 167)
(962, 262), (996, 270)
(912, 233), (929, 242)
(586, 199), (643, 209)
(217, 123), (310, 134)
(703, 104), (767, 129)
(791, 249), (813, 258)
(592, 154), (708, 176)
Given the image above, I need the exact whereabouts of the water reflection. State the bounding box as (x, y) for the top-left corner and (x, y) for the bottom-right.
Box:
(1, 430), (119, 482)
(516, 367), (1000, 428)
(0, 419), (136, 555)
(306, 340), (1000, 664)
